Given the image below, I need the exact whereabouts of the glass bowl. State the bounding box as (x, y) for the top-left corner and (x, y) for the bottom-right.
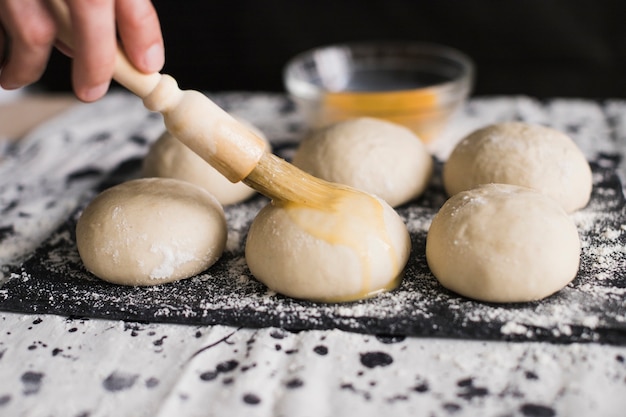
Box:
(283, 41), (474, 142)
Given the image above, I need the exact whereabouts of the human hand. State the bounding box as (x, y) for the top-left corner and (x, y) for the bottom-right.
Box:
(0, 0), (164, 102)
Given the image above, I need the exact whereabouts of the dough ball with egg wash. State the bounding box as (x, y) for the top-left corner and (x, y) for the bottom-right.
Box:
(245, 187), (411, 302)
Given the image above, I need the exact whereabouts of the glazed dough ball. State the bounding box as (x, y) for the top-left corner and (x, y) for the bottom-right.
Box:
(292, 117), (433, 207)
(426, 183), (581, 303)
(142, 119), (269, 205)
(76, 178), (227, 286)
(443, 122), (592, 212)
(245, 191), (411, 302)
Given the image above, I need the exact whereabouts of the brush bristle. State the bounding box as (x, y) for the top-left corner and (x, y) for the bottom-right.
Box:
(243, 153), (346, 206)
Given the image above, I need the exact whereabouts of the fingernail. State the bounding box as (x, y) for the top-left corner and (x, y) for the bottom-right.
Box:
(0, 81), (23, 90)
(81, 82), (109, 102)
(143, 43), (164, 72)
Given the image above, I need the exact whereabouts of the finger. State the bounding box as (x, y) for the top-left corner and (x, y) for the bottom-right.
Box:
(116, 0), (164, 73)
(0, 0), (56, 90)
(54, 39), (74, 58)
(66, 0), (116, 102)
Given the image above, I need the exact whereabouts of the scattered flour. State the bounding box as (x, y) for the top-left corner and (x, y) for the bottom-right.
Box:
(1, 93), (625, 344)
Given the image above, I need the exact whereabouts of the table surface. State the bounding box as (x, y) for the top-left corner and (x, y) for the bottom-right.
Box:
(1, 90), (625, 417)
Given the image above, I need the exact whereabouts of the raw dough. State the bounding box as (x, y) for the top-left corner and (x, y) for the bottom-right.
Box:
(292, 117), (433, 207)
(142, 119), (269, 205)
(245, 189), (411, 302)
(426, 183), (581, 303)
(76, 178), (227, 286)
(443, 122), (592, 212)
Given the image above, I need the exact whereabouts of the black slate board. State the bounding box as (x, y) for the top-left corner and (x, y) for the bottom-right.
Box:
(2, 156), (625, 345)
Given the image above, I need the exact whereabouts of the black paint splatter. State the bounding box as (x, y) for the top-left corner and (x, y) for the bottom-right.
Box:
(456, 378), (489, 400)
(66, 167), (103, 185)
(0, 225), (15, 242)
(96, 158), (143, 192)
(1, 200), (18, 214)
(457, 378), (473, 387)
(525, 370), (539, 380)
(520, 403), (556, 417)
(340, 383), (372, 400)
(0, 394), (11, 406)
(130, 134), (148, 146)
(153, 336), (167, 346)
(199, 371), (219, 381)
(216, 360), (239, 373)
(123, 322), (144, 337)
(285, 378), (304, 389)
(91, 132), (111, 142)
(145, 377), (160, 388)
(21, 371), (44, 395)
(386, 394), (408, 403)
(241, 363), (257, 372)
(51, 348), (63, 357)
(616, 354), (624, 363)
(360, 351), (393, 368)
(102, 371), (138, 392)
(32, 318), (42, 325)
(245, 335), (256, 358)
(243, 393), (261, 405)
(443, 402), (462, 413)
(375, 334), (406, 344)
(413, 381), (429, 393)
(313, 345), (328, 356)
(199, 360), (239, 382)
(564, 123), (581, 135)
(270, 329), (287, 339)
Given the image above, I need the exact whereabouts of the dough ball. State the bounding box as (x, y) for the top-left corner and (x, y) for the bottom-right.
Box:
(443, 122), (592, 212)
(292, 117), (433, 207)
(142, 119), (269, 205)
(76, 178), (227, 286)
(245, 191), (411, 302)
(426, 183), (581, 303)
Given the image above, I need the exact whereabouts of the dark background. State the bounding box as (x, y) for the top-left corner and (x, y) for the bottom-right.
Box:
(37, 0), (626, 99)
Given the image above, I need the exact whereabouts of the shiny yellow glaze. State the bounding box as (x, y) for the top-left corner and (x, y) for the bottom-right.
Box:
(278, 184), (402, 303)
(246, 153), (407, 303)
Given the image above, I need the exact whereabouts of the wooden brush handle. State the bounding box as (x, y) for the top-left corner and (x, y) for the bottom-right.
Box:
(47, 0), (265, 182)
